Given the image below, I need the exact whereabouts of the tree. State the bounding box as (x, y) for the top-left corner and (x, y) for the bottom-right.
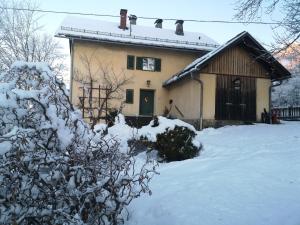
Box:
(0, 62), (156, 224)
(0, 0), (65, 76)
(74, 50), (132, 128)
(270, 44), (300, 107)
(234, 0), (300, 54)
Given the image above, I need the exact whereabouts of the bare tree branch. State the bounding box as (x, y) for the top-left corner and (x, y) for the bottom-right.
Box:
(234, 0), (300, 55)
(0, 0), (66, 77)
(74, 49), (132, 127)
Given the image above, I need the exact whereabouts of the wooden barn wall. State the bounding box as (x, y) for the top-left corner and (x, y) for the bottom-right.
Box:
(201, 45), (269, 78)
(215, 75), (256, 121)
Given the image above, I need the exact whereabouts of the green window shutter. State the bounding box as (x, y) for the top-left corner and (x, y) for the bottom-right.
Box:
(127, 55), (135, 70)
(126, 89), (134, 104)
(155, 58), (161, 72)
(136, 57), (143, 70)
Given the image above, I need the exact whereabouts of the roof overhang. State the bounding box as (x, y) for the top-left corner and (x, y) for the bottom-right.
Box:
(55, 33), (215, 53)
(163, 31), (291, 87)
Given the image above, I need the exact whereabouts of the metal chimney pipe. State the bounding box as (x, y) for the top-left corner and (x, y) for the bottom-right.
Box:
(129, 14), (137, 25)
(154, 19), (163, 28)
(175, 20), (184, 35)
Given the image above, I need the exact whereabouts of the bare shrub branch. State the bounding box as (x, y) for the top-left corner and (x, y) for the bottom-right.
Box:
(0, 62), (156, 224)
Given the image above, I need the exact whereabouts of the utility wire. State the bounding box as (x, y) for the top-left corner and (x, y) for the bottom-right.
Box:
(0, 6), (284, 25)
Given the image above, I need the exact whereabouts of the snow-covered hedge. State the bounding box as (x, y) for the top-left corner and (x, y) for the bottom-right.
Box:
(156, 125), (201, 162)
(0, 62), (156, 225)
(99, 115), (202, 161)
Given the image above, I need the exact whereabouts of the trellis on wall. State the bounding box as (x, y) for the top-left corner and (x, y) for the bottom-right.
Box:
(78, 80), (111, 126)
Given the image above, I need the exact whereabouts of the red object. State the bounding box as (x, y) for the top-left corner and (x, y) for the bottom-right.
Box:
(119, 9), (128, 30)
(272, 113), (278, 124)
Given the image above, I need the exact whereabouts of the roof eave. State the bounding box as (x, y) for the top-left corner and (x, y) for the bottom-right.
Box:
(164, 31), (292, 86)
(271, 74), (291, 82)
(55, 33), (217, 52)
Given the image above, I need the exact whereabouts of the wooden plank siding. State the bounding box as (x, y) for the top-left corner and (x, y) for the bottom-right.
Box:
(215, 75), (256, 121)
(202, 45), (270, 78)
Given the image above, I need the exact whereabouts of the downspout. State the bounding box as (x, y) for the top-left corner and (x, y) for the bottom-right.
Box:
(69, 38), (74, 102)
(191, 71), (203, 130)
(269, 79), (283, 124)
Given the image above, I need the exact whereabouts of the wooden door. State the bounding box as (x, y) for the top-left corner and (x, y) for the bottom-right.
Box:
(139, 90), (154, 116)
(215, 75), (256, 121)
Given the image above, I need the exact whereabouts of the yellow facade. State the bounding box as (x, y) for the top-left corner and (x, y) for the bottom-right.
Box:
(71, 40), (199, 116)
(70, 39), (272, 126)
(256, 78), (271, 120)
(166, 73), (216, 121)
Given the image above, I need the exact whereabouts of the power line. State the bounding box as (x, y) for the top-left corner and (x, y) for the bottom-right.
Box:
(0, 6), (284, 26)
(0, 7), (120, 18)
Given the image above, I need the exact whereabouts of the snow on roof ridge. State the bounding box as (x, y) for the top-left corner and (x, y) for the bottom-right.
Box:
(56, 16), (219, 51)
(59, 25), (219, 49)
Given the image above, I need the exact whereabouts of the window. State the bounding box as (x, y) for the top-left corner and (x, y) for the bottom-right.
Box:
(233, 78), (241, 90)
(127, 55), (135, 70)
(136, 57), (161, 72)
(143, 58), (155, 71)
(125, 89), (134, 104)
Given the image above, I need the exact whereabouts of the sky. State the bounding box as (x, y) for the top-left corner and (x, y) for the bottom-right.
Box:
(38, 0), (284, 46)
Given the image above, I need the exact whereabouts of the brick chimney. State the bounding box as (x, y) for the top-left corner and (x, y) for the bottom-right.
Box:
(119, 9), (128, 30)
(129, 14), (137, 25)
(154, 19), (163, 28)
(175, 20), (184, 35)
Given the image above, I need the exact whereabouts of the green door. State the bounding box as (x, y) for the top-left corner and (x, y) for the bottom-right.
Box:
(139, 90), (154, 116)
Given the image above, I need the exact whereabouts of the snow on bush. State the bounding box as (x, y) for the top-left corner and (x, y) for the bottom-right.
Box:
(101, 115), (202, 161)
(156, 126), (201, 162)
(138, 116), (197, 142)
(0, 62), (156, 225)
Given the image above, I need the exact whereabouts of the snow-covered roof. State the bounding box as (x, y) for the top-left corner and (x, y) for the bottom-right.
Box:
(163, 31), (291, 86)
(55, 16), (219, 51)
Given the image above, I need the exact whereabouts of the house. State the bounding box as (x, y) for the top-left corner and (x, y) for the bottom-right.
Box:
(56, 9), (291, 129)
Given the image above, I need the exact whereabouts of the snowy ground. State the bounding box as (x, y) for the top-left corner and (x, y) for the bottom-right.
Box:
(126, 122), (300, 225)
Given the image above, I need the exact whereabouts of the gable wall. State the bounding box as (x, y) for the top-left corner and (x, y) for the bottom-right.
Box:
(201, 45), (270, 78)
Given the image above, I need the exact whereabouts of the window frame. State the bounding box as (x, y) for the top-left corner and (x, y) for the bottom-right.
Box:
(127, 55), (135, 70)
(125, 89), (134, 104)
(136, 56), (161, 72)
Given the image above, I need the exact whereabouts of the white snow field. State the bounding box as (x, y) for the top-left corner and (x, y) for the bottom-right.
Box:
(126, 122), (300, 225)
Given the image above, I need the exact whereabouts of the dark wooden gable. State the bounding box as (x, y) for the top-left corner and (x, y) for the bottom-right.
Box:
(201, 45), (269, 78)
(163, 31), (291, 88)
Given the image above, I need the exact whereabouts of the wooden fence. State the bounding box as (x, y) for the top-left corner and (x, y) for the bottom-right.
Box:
(272, 106), (300, 120)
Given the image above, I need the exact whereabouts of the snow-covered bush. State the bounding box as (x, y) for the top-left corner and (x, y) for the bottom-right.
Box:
(0, 62), (156, 225)
(156, 126), (201, 162)
(132, 117), (202, 162)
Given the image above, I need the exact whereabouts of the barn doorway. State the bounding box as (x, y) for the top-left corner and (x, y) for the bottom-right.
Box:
(215, 75), (256, 121)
